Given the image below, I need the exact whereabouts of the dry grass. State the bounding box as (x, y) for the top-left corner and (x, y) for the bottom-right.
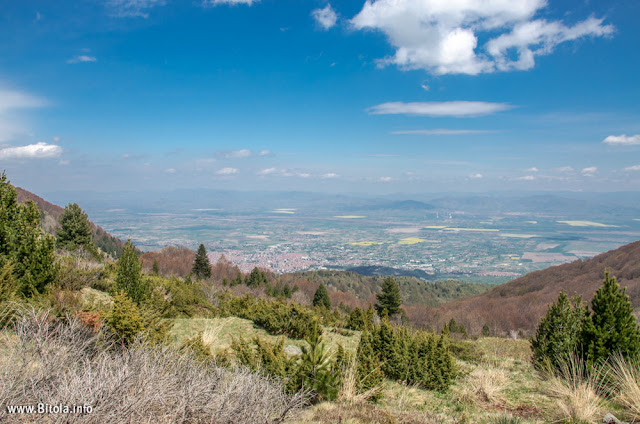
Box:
(544, 355), (607, 423)
(0, 306), (308, 423)
(464, 365), (508, 406)
(336, 354), (382, 404)
(608, 354), (640, 419)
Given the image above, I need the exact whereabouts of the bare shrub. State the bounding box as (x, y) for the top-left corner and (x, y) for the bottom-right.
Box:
(544, 354), (607, 423)
(0, 307), (307, 423)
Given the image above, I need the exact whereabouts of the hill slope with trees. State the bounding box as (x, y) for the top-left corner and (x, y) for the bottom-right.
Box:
(420, 240), (640, 335)
(16, 187), (126, 257)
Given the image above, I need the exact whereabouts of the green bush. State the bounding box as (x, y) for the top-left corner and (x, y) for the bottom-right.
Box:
(531, 291), (588, 372)
(106, 290), (145, 345)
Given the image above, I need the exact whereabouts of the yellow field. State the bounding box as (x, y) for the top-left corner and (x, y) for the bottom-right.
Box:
(423, 225), (448, 229)
(270, 210), (295, 214)
(397, 237), (424, 245)
(525, 220), (538, 224)
(348, 241), (384, 246)
(557, 220), (618, 227)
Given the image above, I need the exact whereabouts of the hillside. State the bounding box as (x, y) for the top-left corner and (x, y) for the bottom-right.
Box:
(291, 270), (488, 308)
(421, 239), (640, 335)
(16, 187), (126, 257)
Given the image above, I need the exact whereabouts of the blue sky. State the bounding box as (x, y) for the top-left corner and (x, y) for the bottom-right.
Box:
(0, 0), (639, 194)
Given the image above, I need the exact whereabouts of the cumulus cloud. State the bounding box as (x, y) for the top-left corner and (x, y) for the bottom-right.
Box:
(603, 134), (640, 146)
(203, 0), (256, 6)
(165, 168), (176, 174)
(106, 0), (165, 18)
(391, 128), (495, 135)
(379, 176), (392, 182)
(0, 142), (62, 160)
(526, 167), (539, 172)
(557, 166), (574, 173)
(312, 4), (338, 30)
(469, 173), (483, 179)
(623, 165), (640, 172)
(258, 167), (278, 175)
(67, 55), (97, 64)
(216, 167), (238, 175)
(349, 0), (613, 75)
(517, 175), (535, 181)
(581, 167), (597, 177)
(369, 101), (512, 117)
(322, 173), (339, 179)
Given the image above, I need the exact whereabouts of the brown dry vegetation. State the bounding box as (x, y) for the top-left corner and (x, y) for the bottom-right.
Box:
(0, 306), (307, 424)
(418, 240), (640, 335)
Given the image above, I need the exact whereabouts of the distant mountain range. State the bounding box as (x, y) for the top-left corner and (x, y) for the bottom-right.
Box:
(419, 239), (640, 335)
(17, 187), (126, 257)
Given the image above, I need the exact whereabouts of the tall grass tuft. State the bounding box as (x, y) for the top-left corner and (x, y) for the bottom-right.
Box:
(544, 354), (607, 423)
(0, 306), (308, 423)
(608, 353), (640, 419)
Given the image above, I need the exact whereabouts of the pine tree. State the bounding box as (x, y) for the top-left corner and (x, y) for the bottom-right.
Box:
(192, 244), (211, 279)
(106, 290), (144, 345)
(56, 203), (93, 251)
(312, 283), (331, 309)
(115, 240), (147, 304)
(356, 330), (384, 400)
(245, 267), (267, 287)
(375, 277), (402, 317)
(0, 172), (57, 296)
(531, 291), (589, 371)
(152, 259), (159, 275)
(297, 321), (338, 402)
(482, 324), (491, 337)
(582, 272), (640, 366)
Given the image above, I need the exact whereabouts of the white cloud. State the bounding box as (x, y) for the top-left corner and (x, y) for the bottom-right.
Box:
(391, 128), (495, 135)
(603, 134), (640, 146)
(312, 4), (338, 30)
(218, 149), (272, 159)
(165, 168), (176, 174)
(369, 101), (512, 117)
(203, 0), (256, 7)
(258, 167), (278, 175)
(216, 167), (238, 175)
(557, 166), (573, 173)
(52, 136), (61, 143)
(0, 142), (62, 160)
(379, 176), (392, 182)
(106, 0), (165, 18)
(58, 160), (70, 166)
(526, 167), (539, 172)
(0, 89), (46, 113)
(516, 175), (535, 181)
(297, 172), (311, 178)
(322, 173), (339, 179)
(421, 83), (430, 91)
(350, 0), (613, 75)
(67, 55), (97, 64)
(487, 17), (613, 71)
(469, 173), (483, 179)
(581, 167), (597, 177)
(623, 165), (640, 172)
